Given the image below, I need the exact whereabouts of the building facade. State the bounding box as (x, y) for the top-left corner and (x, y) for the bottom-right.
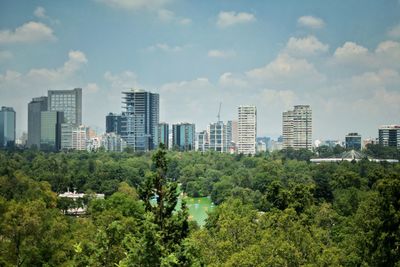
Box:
(0, 106), (16, 148)
(208, 121), (228, 152)
(121, 89), (159, 151)
(172, 123), (195, 151)
(27, 96), (48, 148)
(282, 105), (312, 150)
(48, 88), (82, 125)
(379, 125), (400, 148)
(106, 112), (122, 134)
(197, 130), (209, 152)
(102, 132), (127, 152)
(40, 111), (64, 151)
(345, 133), (362, 150)
(237, 105), (257, 155)
(154, 122), (169, 148)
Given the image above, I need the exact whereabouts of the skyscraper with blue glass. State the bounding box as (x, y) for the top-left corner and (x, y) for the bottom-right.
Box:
(172, 123), (195, 151)
(0, 106), (16, 148)
(121, 89), (159, 151)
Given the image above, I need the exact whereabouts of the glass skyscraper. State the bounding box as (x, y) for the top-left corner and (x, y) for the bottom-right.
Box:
(27, 96), (48, 148)
(154, 122), (169, 149)
(40, 111), (64, 151)
(172, 123), (195, 151)
(48, 88), (82, 125)
(121, 89), (159, 151)
(0, 106), (16, 148)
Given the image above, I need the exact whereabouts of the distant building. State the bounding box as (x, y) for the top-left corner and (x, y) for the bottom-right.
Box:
(256, 140), (267, 153)
(226, 120), (238, 152)
(106, 112), (122, 134)
(208, 121), (228, 152)
(121, 89), (159, 151)
(87, 136), (102, 151)
(27, 96), (48, 148)
(320, 140), (342, 148)
(238, 105), (257, 155)
(379, 125), (400, 148)
(0, 106), (16, 148)
(61, 124), (89, 150)
(345, 133), (362, 150)
(40, 111), (64, 151)
(48, 88), (82, 125)
(154, 122), (169, 148)
(101, 132), (127, 152)
(283, 105), (312, 150)
(197, 130), (209, 152)
(172, 123), (195, 151)
(363, 138), (379, 148)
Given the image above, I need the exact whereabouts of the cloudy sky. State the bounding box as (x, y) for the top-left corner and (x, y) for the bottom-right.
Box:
(0, 0), (399, 140)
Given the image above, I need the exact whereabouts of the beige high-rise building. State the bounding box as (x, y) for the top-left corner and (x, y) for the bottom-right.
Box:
(237, 105), (257, 155)
(282, 105), (312, 150)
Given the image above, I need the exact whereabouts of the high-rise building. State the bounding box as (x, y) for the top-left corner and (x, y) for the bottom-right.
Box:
(379, 125), (400, 148)
(102, 132), (127, 152)
(282, 105), (312, 150)
(40, 111), (64, 151)
(345, 133), (362, 150)
(106, 112), (122, 134)
(227, 120), (238, 148)
(27, 96), (48, 148)
(0, 106), (16, 148)
(208, 121), (228, 152)
(237, 105), (257, 155)
(48, 88), (82, 125)
(121, 89), (159, 151)
(172, 123), (195, 151)
(154, 122), (169, 148)
(197, 130), (209, 152)
(61, 124), (89, 150)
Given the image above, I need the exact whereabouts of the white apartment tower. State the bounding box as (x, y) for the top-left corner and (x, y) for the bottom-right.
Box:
(237, 105), (257, 155)
(282, 105), (312, 150)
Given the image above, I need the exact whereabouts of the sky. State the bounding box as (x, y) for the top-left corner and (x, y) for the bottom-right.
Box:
(0, 0), (399, 140)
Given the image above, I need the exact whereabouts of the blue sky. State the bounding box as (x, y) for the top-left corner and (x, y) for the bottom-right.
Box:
(1, 0), (400, 140)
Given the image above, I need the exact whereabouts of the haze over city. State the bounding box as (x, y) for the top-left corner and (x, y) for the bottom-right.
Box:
(1, 0), (400, 140)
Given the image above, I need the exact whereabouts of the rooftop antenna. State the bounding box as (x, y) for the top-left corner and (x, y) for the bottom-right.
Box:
(217, 102), (222, 122)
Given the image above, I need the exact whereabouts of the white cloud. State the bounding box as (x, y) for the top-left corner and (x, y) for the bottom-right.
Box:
(246, 53), (326, 88)
(104, 70), (139, 90)
(334, 41), (368, 58)
(218, 72), (248, 88)
(208, 49), (236, 58)
(34, 6), (47, 18)
(216, 11), (256, 28)
(0, 50), (13, 61)
(388, 24), (400, 38)
(147, 43), (183, 52)
(285, 35), (329, 56)
(297, 16), (325, 29)
(96, 0), (169, 10)
(0, 21), (56, 44)
(0, 51), (88, 134)
(86, 83), (100, 93)
(157, 9), (191, 25)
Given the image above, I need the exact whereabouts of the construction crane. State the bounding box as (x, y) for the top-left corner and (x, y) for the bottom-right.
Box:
(217, 102), (222, 122)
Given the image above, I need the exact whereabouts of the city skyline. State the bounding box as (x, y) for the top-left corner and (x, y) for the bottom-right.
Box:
(1, 1), (400, 139)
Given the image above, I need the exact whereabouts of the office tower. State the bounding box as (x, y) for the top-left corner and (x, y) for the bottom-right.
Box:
(40, 111), (64, 151)
(154, 122), (169, 148)
(0, 106), (16, 148)
(48, 88), (82, 125)
(345, 133), (362, 150)
(27, 96), (48, 148)
(101, 132), (127, 152)
(282, 105), (312, 150)
(237, 105), (257, 155)
(106, 112), (122, 134)
(121, 89), (159, 151)
(61, 124), (89, 150)
(379, 125), (400, 148)
(172, 123), (195, 151)
(197, 130), (209, 152)
(208, 121), (228, 152)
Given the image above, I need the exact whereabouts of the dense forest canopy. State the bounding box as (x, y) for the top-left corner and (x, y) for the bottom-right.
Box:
(0, 145), (399, 266)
